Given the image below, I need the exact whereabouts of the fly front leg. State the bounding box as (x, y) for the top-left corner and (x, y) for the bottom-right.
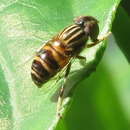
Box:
(57, 62), (71, 118)
(86, 32), (111, 48)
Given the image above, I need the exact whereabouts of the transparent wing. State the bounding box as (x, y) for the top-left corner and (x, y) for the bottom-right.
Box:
(42, 58), (76, 102)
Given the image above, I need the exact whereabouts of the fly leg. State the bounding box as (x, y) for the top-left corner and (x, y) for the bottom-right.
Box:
(57, 62), (71, 118)
(76, 55), (86, 60)
(76, 55), (87, 66)
(86, 32), (111, 48)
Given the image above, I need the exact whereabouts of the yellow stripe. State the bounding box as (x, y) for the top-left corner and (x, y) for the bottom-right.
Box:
(59, 24), (78, 39)
(34, 56), (54, 74)
(31, 69), (43, 80)
(63, 26), (81, 40)
(65, 30), (83, 44)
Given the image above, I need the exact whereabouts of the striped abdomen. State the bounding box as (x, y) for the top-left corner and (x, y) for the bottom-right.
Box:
(31, 24), (88, 86)
(31, 41), (70, 87)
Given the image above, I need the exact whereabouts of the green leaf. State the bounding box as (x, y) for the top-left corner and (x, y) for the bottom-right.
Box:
(112, 6), (130, 63)
(0, 0), (121, 130)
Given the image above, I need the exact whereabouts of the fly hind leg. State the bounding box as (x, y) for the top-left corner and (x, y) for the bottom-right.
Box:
(57, 62), (71, 118)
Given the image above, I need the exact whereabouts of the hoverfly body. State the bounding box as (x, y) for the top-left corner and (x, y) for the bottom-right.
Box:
(31, 16), (110, 116)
